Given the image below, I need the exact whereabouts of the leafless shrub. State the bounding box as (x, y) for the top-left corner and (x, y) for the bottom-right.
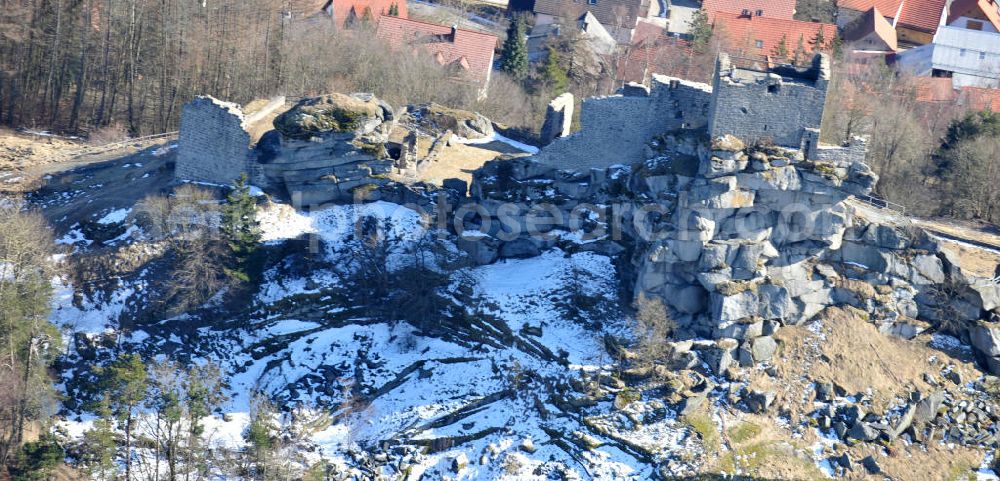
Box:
(633, 294), (676, 373)
(135, 184), (219, 242)
(88, 122), (130, 145)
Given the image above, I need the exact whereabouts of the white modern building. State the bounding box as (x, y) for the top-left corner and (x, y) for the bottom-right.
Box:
(897, 26), (1000, 87)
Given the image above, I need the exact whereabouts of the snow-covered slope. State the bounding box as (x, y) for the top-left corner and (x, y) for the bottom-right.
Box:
(51, 199), (700, 480)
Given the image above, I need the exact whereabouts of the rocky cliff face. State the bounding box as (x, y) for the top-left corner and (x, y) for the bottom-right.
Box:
(465, 130), (1000, 375)
(255, 93), (397, 205)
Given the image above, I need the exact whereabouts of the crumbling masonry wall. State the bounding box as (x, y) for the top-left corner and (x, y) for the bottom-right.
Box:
(176, 96), (253, 185)
(540, 93), (575, 145)
(801, 128), (868, 164)
(532, 76), (713, 170)
(708, 53), (830, 148)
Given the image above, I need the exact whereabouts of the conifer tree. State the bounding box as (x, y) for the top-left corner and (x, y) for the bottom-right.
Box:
(793, 34), (808, 65)
(540, 46), (569, 94)
(80, 398), (116, 481)
(771, 34), (789, 60)
(688, 10), (713, 53)
(810, 27), (827, 50)
(98, 354), (148, 481)
(500, 14), (529, 81)
(12, 435), (63, 481)
(221, 173), (262, 283)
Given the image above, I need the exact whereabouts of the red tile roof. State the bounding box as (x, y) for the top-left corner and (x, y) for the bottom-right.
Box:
(960, 86), (1000, 111)
(631, 18), (664, 44)
(702, 0), (796, 20)
(914, 77), (957, 102)
(839, 0), (905, 18)
(329, 0), (408, 26)
(947, 0), (1000, 32)
(375, 16), (498, 86)
(897, 0), (947, 32)
(711, 12), (838, 61)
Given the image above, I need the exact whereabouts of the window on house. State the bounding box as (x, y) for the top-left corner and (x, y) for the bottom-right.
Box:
(960, 48), (967, 57)
(768, 84), (780, 93)
(981, 51), (988, 60)
(755, 40), (764, 48)
(967, 20), (984, 30)
(588, 0), (597, 4)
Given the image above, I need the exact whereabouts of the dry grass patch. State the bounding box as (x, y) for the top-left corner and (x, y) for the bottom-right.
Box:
(759, 307), (981, 415)
(713, 414), (826, 480)
(934, 237), (1000, 278)
(739, 306), (989, 480)
(842, 442), (982, 481)
(417, 143), (508, 186)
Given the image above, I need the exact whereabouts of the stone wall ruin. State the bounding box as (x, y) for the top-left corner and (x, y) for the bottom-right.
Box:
(531, 76), (714, 170)
(540, 92), (575, 145)
(176, 96), (253, 185)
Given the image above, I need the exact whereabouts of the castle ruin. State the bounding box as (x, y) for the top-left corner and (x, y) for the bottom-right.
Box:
(533, 52), (849, 171)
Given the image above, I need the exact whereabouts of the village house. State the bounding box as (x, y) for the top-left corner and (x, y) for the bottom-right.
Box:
(836, 0), (949, 46)
(532, 0), (656, 43)
(943, 0), (1000, 32)
(843, 6), (900, 54)
(708, 12), (838, 64)
(527, 11), (617, 61)
(701, 0), (797, 20)
(617, 22), (700, 84)
(898, 26), (1000, 87)
(375, 17), (499, 95)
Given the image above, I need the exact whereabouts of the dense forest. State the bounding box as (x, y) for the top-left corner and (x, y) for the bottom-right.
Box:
(0, 0), (296, 135)
(0, 0), (551, 137)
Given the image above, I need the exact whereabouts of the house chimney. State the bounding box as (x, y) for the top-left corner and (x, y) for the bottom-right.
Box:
(451, 24), (458, 41)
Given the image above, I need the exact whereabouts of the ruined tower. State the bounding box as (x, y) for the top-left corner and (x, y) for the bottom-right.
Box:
(707, 52), (831, 148)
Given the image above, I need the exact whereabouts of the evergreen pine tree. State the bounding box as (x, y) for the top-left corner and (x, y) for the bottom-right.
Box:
(793, 34), (808, 65)
(12, 435), (63, 481)
(771, 34), (789, 60)
(221, 173), (262, 283)
(80, 398), (116, 481)
(831, 34), (844, 58)
(540, 45), (569, 94)
(688, 10), (713, 53)
(810, 27), (826, 50)
(98, 354), (148, 481)
(500, 14), (529, 81)
(243, 394), (279, 481)
(184, 363), (227, 479)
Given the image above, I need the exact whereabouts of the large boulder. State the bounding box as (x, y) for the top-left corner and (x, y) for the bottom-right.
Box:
(274, 93), (393, 142)
(408, 103), (494, 140)
(750, 336), (778, 363)
(971, 322), (1000, 358)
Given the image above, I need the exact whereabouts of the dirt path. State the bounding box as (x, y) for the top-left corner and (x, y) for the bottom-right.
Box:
(25, 143), (177, 235)
(847, 197), (1000, 278)
(1, 129), (177, 194)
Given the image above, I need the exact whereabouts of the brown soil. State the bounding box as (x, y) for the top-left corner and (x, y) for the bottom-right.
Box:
(936, 237), (1000, 278)
(724, 307), (991, 480)
(761, 307), (980, 414)
(0, 128), (175, 194)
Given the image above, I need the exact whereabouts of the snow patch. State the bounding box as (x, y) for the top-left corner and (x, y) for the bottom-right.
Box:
(97, 208), (131, 225)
